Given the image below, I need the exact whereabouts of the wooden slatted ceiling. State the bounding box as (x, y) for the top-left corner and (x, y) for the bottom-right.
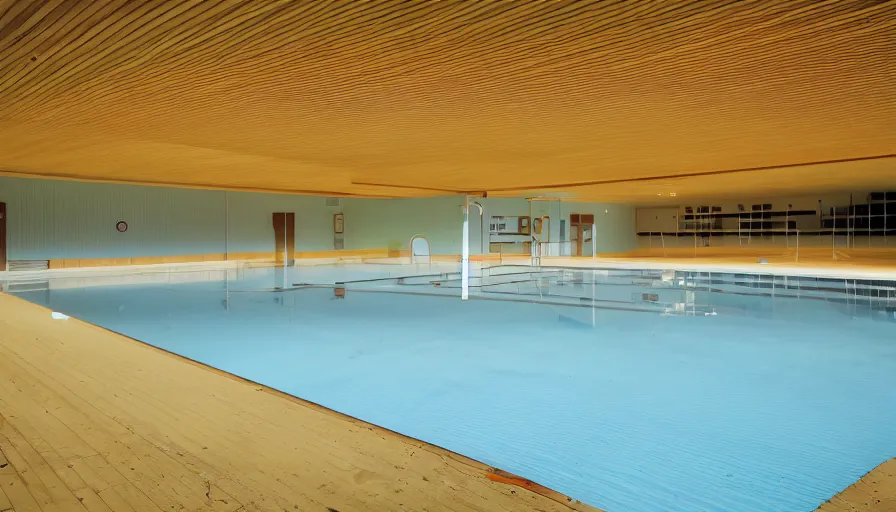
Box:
(0, 0), (893, 202)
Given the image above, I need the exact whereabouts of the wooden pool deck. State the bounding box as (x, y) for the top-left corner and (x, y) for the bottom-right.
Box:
(0, 290), (892, 512)
(816, 459), (895, 512)
(0, 293), (597, 512)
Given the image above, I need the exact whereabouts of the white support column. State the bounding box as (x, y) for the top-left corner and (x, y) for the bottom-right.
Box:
(528, 198), (536, 264)
(591, 223), (597, 258)
(462, 195), (470, 300)
(283, 213), (288, 290)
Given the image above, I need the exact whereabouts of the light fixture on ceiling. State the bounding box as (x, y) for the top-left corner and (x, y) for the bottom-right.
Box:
(670, 192), (677, 197)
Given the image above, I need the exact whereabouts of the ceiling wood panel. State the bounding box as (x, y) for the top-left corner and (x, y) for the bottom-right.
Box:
(1, 0), (893, 202)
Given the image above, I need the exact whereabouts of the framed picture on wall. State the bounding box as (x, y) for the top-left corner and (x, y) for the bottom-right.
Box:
(333, 213), (344, 234)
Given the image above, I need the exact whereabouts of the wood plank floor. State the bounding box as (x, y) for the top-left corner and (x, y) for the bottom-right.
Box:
(0, 292), (597, 512)
(816, 459), (896, 512)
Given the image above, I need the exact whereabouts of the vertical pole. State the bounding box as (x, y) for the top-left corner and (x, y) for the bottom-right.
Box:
(832, 207), (836, 259)
(481, 204), (487, 257)
(591, 270), (596, 327)
(676, 206), (681, 252)
(225, 190), (230, 308)
(462, 195), (470, 301)
(283, 214), (287, 290)
(849, 193), (853, 249)
(224, 191), (229, 261)
(738, 209), (742, 246)
(591, 223), (597, 258)
(528, 199), (535, 262)
(749, 208), (753, 245)
(785, 205), (789, 249)
(552, 199), (559, 257)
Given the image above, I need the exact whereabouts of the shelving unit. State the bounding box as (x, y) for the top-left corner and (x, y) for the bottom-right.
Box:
(637, 193), (895, 248)
(739, 204), (789, 231)
(638, 204), (814, 241)
(821, 193), (895, 248)
(678, 206), (723, 232)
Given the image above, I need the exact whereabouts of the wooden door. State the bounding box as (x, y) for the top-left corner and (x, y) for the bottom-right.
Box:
(272, 212), (295, 264)
(570, 213), (594, 257)
(0, 202), (6, 271)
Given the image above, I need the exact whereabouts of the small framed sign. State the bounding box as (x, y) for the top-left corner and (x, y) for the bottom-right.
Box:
(116, 221), (128, 233)
(333, 213), (344, 234)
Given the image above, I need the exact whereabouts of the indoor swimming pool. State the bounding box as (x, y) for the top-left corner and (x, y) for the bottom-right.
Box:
(8, 264), (896, 512)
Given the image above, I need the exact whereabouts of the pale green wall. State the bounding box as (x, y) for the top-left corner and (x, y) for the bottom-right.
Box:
(343, 196), (465, 254)
(0, 177), (636, 261)
(344, 196), (637, 255)
(0, 177), (226, 260)
(0, 177), (339, 260)
(225, 192), (339, 254)
(564, 201), (638, 253)
(343, 196), (540, 255)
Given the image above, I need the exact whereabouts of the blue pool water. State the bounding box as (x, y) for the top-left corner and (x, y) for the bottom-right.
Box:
(10, 265), (896, 512)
